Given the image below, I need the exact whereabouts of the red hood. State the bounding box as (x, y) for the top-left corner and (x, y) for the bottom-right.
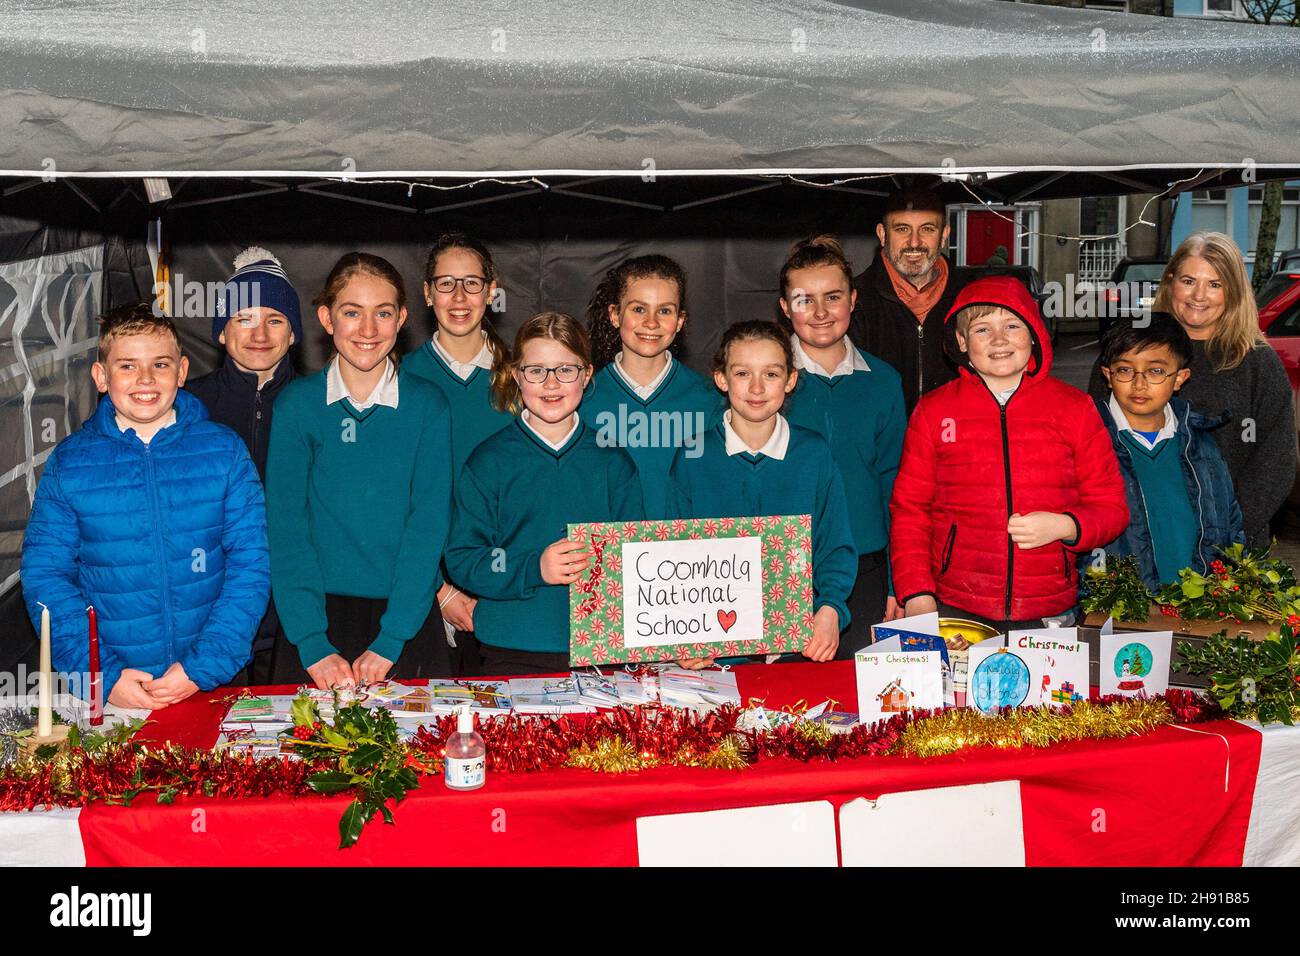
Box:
(943, 275), (1053, 383)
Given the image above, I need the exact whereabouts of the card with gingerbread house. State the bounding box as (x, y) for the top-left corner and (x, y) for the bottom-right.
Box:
(854, 649), (944, 728)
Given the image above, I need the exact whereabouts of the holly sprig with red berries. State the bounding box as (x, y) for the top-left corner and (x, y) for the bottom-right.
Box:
(285, 694), (432, 849)
(1154, 543), (1300, 626)
(1178, 623), (1300, 725)
(1081, 556), (1154, 623)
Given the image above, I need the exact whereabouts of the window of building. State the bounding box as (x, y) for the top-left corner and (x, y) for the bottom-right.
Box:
(1191, 189), (1230, 236)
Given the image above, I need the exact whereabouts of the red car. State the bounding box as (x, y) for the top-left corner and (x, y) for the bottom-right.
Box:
(1259, 270), (1300, 394)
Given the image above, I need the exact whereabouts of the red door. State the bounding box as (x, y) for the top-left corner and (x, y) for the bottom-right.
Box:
(965, 211), (1017, 266)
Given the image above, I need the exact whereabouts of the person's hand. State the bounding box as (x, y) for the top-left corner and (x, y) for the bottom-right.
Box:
(352, 650), (394, 685)
(306, 653), (356, 690)
(802, 606), (841, 662)
(883, 595), (904, 622)
(108, 669), (164, 709)
(677, 657), (714, 670)
(1007, 512), (1077, 550)
(903, 594), (938, 617)
(142, 662), (199, 706)
(439, 584), (476, 632)
(540, 538), (589, 585)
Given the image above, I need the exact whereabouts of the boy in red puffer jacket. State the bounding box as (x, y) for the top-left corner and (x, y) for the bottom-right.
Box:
(889, 276), (1128, 635)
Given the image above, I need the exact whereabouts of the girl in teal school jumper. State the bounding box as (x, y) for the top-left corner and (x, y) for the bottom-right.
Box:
(403, 232), (515, 673)
(267, 253), (454, 688)
(445, 312), (643, 676)
(780, 235), (908, 657)
(666, 320), (857, 665)
(582, 255), (721, 519)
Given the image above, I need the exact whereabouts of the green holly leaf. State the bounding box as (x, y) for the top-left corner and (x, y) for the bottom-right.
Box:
(291, 696), (317, 727)
(338, 798), (368, 849)
(308, 770), (355, 795)
(349, 743), (384, 772)
(157, 788), (178, 805)
(1182, 580), (1205, 599)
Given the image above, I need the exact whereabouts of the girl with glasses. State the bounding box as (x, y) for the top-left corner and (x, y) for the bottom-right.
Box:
(405, 232), (515, 675)
(445, 312), (643, 676)
(582, 255), (721, 518)
(267, 253), (455, 688)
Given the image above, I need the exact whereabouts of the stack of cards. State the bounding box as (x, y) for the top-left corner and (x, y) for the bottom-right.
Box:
(507, 677), (596, 715)
(656, 666), (741, 710)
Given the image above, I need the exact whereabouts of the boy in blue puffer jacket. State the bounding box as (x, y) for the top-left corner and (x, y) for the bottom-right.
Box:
(1093, 313), (1244, 590)
(22, 303), (270, 710)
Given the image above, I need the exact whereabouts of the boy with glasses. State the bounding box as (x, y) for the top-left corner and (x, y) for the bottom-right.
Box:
(1096, 313), (1243, 589)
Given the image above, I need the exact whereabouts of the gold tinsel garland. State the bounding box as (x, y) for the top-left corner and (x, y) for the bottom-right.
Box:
(897, 698), (1175, 758)
(562, 699), (1184, 772)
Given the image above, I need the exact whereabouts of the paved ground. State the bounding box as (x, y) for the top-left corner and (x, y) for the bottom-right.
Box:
(1052, 332), (1300, 570)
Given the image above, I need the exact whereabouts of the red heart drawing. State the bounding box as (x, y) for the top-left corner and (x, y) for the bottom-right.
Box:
(717, 609), (737, 633)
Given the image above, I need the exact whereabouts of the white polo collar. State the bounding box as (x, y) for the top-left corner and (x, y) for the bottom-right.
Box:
(611, 352), (673, 399)
(521, 410), (581, 451)
(326, 356), (399, 411)
(790, 335), (870, 378)
(1107, 393), (1178, 450)
(432, 330), (494, 381)
(723, 409), (789, 460)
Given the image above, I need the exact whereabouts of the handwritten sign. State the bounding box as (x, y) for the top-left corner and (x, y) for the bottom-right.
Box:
(568, 515), (813, 665)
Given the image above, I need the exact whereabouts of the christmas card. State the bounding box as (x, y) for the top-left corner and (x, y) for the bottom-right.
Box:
(1007, 628), (1090, 707)
(613, 671), (660, 706)
(574, 673), (622, 708)
(854, 649), (944, 727)
(1100, 630), (1172, 698)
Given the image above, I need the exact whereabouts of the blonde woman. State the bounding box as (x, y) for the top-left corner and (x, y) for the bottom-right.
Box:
(1090, 231), (1295, 545)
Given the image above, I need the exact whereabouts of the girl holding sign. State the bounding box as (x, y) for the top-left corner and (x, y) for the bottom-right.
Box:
(582, 255), (721, 519)
(666, 321), (857, 662)
(267, 253), (454, 688)
(445, 312), (643, 676)
(779, 236), (908, 656)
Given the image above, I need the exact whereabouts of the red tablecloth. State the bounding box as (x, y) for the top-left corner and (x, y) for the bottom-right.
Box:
(78, 661), (1262, 866)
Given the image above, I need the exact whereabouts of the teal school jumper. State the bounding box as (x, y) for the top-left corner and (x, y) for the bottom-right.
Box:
(784, 345), (906, 557)
(445, 417), (643, 654)
(582, 359), (722, 519)
(403, 340), (513, 481)
(266, 368), (452, 667)
(666, 423), (856, 630)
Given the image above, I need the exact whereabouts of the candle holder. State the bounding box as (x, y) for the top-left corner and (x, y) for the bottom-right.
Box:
(17, 722), (72, 756)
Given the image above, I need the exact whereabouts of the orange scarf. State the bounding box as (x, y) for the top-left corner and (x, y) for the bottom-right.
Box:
(883, 254), (949, 324)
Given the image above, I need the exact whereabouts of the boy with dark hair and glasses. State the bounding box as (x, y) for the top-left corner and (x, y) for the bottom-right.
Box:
(1095, 313), (1244, 589)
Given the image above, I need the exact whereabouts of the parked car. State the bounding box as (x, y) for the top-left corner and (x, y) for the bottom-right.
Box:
(1259, 269), (1300, 394)
(952, 264), (1055, 342)
(1098, 257), (1167, 339)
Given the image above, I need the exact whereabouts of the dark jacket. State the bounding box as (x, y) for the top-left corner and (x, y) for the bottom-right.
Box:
(1095, 396), (1245, 590)
(186, 358), (297, 480)
(1087, 340), (1294, 547)
(849, 253), (972, 416)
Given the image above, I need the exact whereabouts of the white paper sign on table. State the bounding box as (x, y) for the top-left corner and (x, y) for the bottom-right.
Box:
(839, 781), (1025, 867)
(854, 649), (944, 726)
(620, 534), (764, 648)
(1100, 630), (1172, 697)
(637, 800), (837, 867)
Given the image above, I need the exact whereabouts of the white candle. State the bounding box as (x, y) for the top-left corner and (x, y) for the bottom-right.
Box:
(37, 604), (52, 737)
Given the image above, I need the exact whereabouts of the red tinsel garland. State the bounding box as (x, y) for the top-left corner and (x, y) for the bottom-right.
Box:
(0, 690), (1226, 813)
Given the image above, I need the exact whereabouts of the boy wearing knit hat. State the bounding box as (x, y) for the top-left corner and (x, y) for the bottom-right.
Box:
(187, 248), (301, 684)
(187, 247), (302, 479)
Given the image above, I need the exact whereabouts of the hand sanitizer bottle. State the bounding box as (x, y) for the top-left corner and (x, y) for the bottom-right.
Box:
(444, 705), (486, 791)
